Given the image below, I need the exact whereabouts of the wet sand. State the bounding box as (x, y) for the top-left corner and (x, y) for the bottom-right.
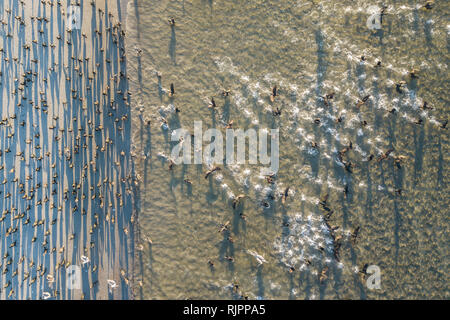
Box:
(0, 0), (135, 300)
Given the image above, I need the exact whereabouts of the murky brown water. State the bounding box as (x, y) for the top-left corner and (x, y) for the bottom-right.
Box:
(125, 0), (449, 299)
(0, 0), (135, 300)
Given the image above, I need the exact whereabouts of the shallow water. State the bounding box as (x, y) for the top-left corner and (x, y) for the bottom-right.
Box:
(126, 0), (449, 299)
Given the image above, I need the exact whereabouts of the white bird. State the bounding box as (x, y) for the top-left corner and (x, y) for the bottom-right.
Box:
(42, 292), (51, 300)
(247, 250), (267, 265)
(107, 279), (117, 289)
(81, 256), (90, 265)
(46, 275), (55, 283)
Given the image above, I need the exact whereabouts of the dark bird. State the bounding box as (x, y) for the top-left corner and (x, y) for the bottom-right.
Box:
(205, 166), (221, 179)
(270, 86), (277, 102)
(356, 95), (370, 108)
(169, 83), (175, 97)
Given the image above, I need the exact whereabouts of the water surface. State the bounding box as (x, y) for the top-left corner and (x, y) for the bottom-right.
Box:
(126, 0), (449, 299)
